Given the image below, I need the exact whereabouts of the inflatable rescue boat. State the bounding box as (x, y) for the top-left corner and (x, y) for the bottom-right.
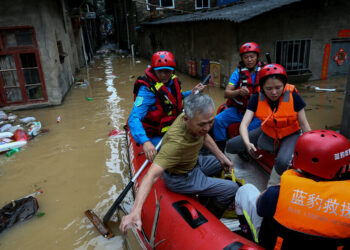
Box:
(124, 128), (263, 249)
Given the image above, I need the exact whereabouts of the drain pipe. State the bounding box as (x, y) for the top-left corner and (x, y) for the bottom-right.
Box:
(80, 28), (88, 65)
(131, 44), (135, 58)
(131, 44), (135, 65)
(124, 0), (130, 49)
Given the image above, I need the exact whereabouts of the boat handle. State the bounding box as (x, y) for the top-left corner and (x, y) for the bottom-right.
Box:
(182, 203), (199, 220)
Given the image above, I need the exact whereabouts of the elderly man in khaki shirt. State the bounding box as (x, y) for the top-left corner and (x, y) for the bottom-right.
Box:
(120, 93), (238, 234)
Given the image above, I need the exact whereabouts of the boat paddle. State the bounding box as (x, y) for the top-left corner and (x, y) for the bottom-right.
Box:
(85, 138), (162, 239)
(265, 52), (272, 64)
(194, 73), (211, 94)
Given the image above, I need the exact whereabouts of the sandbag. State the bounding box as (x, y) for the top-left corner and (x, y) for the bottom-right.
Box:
(0, 196), (39, 233)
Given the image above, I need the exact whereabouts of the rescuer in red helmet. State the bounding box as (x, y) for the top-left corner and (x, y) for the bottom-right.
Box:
(129, 51), (205, 162)
(226, 63), (311, 186)
(234, 130), (350, 249)
(213, 42), (264, 152)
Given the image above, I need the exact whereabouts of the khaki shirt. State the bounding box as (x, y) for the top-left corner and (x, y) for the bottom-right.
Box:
(154, 113), (204, 174)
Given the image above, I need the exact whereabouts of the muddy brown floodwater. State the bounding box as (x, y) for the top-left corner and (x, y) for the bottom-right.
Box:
(0, 53), (346, 249)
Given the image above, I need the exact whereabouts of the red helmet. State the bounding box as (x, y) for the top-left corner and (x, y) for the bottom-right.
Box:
(239, 42), (260, 57)
(293, 130), (350, 180)
(151, 51), (176, 70)
(259, 64), (287, 85)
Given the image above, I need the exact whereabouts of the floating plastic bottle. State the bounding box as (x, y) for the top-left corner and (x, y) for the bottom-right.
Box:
(8, 125), (24, 134)
(86, 97), (93, 101)
(57, 116), (61, 123)
(20, 117), (36, 123)
(0, 132), (13, 139)
(7, 115), (17, 121)
(5, 148), (20, 157)
(27, 121), (41, 137)
(0, 124), (12, 132)
(0, 111), (8, 121)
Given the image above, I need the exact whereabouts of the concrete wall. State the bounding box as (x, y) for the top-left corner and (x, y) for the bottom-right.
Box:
(0, 0), (84, 105)
(242, 0), (350, 81)
(137, 21), (240, 85)
(135, 0), (350, 84)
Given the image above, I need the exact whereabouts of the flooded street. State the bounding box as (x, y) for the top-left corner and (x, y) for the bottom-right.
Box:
(0, 52), (347, 249)
(297, 76), (347, 130)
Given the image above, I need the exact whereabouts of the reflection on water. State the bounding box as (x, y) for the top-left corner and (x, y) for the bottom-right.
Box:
(0, 53), (346, 249)
(0, 55), (132, 249)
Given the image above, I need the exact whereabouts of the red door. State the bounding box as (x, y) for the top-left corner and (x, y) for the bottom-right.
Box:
(0, 26), (47, 106)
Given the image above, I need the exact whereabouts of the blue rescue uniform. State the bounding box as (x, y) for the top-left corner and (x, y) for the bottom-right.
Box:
(129, 78), (191, 146)
(213, 68), (261, 141)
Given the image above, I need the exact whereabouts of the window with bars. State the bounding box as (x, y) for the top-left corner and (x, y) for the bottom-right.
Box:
(20, 53), (44, 100)
(0, 55), (22, 103)
(275, 40), (311, 75)
(0, 27), (46, 105)
(146, 0), (175, 9)
(195, 0), (210, 9)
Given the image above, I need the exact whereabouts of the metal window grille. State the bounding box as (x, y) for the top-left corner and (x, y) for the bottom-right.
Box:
(275, 39), (311, 74)
(195, 0), (210, 9)
(146, 0), (175, 9)
(20, 53), (44, 100)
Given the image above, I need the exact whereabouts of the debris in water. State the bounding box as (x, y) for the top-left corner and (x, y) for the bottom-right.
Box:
(36, 212), (45, 217)
(0, 111), (8, 121)
(20, 117), (36, 123)
(5, 148), (20, 157)
(308, 86), (336, 92)
(108, 129), (124, 137)
(0, 196), (39, 233)
(27, 121), (42, 137)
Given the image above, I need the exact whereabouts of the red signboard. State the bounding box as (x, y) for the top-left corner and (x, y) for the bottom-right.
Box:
(338, 29), (350, 38)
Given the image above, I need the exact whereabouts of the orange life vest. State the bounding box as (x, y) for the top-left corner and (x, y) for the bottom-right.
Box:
(255, 84), (300, 140)
(133, 68), (183, 136)
(274, 169), (350, 240)
(226, 61), (263, 111)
